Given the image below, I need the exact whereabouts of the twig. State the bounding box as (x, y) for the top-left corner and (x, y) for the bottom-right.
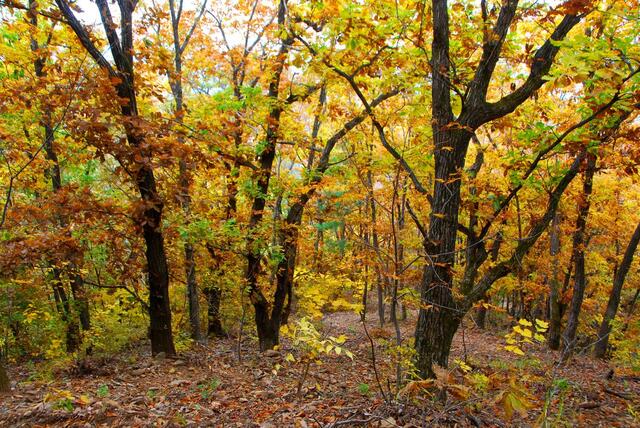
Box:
(361, 318), (389, 403)
(604, 387), (633, 400)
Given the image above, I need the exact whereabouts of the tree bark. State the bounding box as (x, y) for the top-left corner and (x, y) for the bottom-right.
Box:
(561, 152), (596, 361)
(411, 0), (580, 378)
(56, 0), (176, 355)
(29, 1), (88, 351)
(204, 244), (226, 338)
(594, 221), (640, 358)
(245, 0), (292, 351)
(0, 360), (9, 393)
(366, 167), (385, 327)
(168, 0), (206, 343)
(548, 213), (564, 350)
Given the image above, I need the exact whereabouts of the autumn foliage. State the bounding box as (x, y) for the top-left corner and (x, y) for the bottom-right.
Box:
(0, 0), (639, 425)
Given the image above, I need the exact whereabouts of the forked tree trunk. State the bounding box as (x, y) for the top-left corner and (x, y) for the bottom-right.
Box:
(594, 221), (640, 358)
(56, 0), (175, 356)
(412, 0), (580, 378)
(561, 152), (596, 361)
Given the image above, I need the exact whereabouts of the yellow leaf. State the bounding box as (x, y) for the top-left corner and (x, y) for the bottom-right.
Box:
(535, 319), (549, 331)
(518, 319), (533, 327)
(78, 395), (92, 405)
(505, 345), (525, 356)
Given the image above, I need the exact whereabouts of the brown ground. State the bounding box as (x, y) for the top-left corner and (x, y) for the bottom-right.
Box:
(1, 309), (638, 427)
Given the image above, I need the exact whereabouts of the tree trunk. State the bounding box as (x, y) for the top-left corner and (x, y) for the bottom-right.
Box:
(414, 271), (463, 377)
(474, 305), (487, 329)
(144, 219), (175, 356)
(594, 221), (640, 358)
(56, 0), (176, 356)
(244, 0), (292, 351)
(205, 285), (225, 337)
(168, 0), (204, 342)
(0, 360), (9, 393)
(70, 272), (91, 331)
(50, 268), (80, 352)
(548, 213), (563, 350)
(408, 0), (580, 378)
(561, 152), (596, 361)
(30, 2), (87, 350)
(361, 225), (370, 321)
(366, 169), (385, 326)
(275, 216), (300, 326)
(184, 240), (202, 342)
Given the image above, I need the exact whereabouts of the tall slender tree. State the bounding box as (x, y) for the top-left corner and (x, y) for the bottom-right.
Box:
(56, 0), (176, 355)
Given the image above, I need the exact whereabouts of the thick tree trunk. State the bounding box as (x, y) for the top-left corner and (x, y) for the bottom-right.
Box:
(594, 221), (640, 358)
(410, 0), (580, 378)
(414, 129), (471, 378)
(561, 152), (596, 361)
(414, 271), (463, 377)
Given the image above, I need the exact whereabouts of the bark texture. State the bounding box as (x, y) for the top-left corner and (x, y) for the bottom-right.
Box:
(594, 221), (640, 358)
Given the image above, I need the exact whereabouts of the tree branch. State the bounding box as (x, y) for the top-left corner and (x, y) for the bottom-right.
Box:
(54, 0), (116, 76)
(464, 151), (585, 306)
(479, 13), (582, 125)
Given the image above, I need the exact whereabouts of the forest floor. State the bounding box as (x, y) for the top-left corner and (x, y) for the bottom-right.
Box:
(1, 308), (639, 427)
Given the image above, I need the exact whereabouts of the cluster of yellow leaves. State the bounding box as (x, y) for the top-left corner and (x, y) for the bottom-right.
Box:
(23, 304), (52, 324)
(294, 269), (363, 319)
(280, 317), (354, 365)
(504, 319), (548, 356)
